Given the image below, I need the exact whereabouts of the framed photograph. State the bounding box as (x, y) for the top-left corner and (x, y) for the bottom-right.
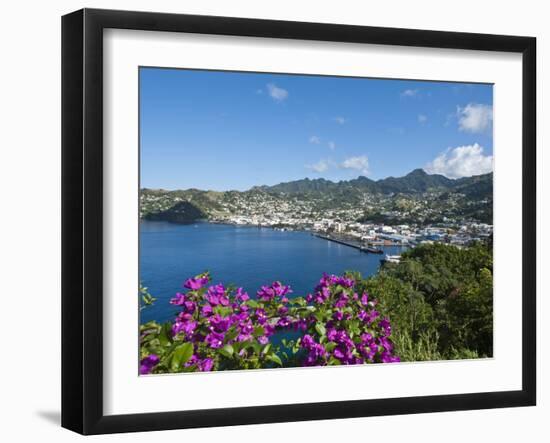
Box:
(62, 8), (536, 435)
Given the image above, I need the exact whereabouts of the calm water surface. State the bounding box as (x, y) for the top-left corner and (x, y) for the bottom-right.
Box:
(140, 221), (406, 324)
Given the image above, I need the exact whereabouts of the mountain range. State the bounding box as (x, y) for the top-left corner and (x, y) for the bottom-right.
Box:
(251, 169), (492, 198)
(140, 168), (493, 225)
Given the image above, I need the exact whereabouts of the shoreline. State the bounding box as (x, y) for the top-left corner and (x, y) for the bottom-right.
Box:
(140, 218), (410, 250)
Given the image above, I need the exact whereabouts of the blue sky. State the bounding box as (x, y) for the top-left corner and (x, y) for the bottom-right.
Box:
(140, 67), (493, 191)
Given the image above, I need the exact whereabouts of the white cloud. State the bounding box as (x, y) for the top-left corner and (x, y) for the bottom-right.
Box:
(457, 103), (493, 134)
(328, 141), (336, 150)
(266, 83), (288, 102)
(418, 114), (428, 124)
(401, 89), (419, 98)
(309, 135), (321, 144)
(306, 159), (331, 173)
(424, 143), (493, 179)
(334, 116), (346, 124)
(340, 155), (370, 175)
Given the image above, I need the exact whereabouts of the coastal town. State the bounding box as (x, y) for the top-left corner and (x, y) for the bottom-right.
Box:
(208, 197), (493, 251)
(140, 173), (493, 259)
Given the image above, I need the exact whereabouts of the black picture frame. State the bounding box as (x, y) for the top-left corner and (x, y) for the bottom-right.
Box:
(61, 8), (537, 435)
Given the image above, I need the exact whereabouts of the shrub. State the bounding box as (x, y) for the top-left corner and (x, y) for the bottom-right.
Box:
(139, 272), (399, 374)
(353, 242), (493, 360)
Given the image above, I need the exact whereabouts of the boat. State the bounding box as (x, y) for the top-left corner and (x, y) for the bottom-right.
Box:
(365, 246), (383, 254)
(380, 254), (401, 265)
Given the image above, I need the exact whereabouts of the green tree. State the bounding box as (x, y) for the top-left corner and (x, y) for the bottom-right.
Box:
(350, 241), (493, 361)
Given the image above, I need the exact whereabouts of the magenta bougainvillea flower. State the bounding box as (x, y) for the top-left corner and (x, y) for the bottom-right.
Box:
(139, 354), (160, 375)
(205, 331), (225, 349)
(183, 274), (210, 291)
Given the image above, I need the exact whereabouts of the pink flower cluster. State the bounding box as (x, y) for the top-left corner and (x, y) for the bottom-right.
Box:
(139, 272), (399, 374)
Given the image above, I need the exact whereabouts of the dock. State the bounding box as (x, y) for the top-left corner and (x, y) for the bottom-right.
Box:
(313, 234), (382, 253)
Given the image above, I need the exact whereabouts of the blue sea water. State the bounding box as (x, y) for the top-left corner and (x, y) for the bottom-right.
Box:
(139, 221), (406, 324)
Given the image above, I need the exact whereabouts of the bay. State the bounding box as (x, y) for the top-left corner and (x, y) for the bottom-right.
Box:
(139, 220), (406, 324)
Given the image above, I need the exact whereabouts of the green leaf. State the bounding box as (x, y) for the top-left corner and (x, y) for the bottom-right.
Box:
(140, 321), (160, 332)
(159, 322), (172, 347)
(253, 326), (265, 337)
(170, 342), (194, 371)
(225, 327), (239, 342)
(267, 354), (283, 366)
(142, 293), (156, 305)
(219, 344), (234, 358)
(348, 320), (360, 335)
(315, 322), (326, 337)
(249, 342), (263, 354)
(261, 343), (272, 355)
(232, 341), (245, 354)
(246, 299), (260, 309)
(213, 305), (232, 317)
(141, 333), (157, 343)
(146, 338), (161, 348)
